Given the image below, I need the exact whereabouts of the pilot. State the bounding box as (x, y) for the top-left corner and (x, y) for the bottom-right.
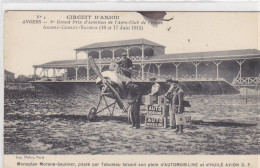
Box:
(149, 77), (161, 104)
(126, 79), (142, 129)
(117, 53), (133, 78)
(166, 79), (185, 134)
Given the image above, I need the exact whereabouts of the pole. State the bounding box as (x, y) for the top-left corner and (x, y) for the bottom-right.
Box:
(112, 48), (115, 60)
(87, 66), (90, 80)
(192, 62), (200, 79)
(141, 64), (145, 81)
(173, 63), (180, 79)
(46, 69), (49, 78)
(156, 64), (161, 77)
(34, 67), (37, 81)
(236, 60), (245, 79)
(75, 50), (78, 60)
(75, 67), (78, 80)
(213, 61), (222, 79)
(126, 46), (129, 58)
(53, 68), (56, 78)
(99, 50), (102, 71)
(141, 45), (144, 60)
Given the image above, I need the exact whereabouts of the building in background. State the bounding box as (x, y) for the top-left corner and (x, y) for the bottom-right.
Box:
(32, 38), (260, 88)
(4, 70), (15, 84)
(16, 75), (30, 83)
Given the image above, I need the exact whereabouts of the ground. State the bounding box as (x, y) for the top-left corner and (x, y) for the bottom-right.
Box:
(4, 90), (260, 155)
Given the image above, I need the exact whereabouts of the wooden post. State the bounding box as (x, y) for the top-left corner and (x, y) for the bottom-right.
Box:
(57, 69), (60, 77)
(126, 46), (129, 58)
(64, 68), (68, 80)
(75, 50), (78, 60)
(53, 68), (56, 79)
(75, 67), (79, 80)
(213, 61), (222, 79)
(155, 64), (162, 77)
(86, 66), (90, 80)
(46, 69), (49, 78)
(141, 64), (145, 81)
(98, 49), (102, 71)
(34, 67), (37, 81)
(192, 62), (201, 79)
(38, 68), (43, 78)
(85, 50), (89, 60)
(236, 60), (245, 79)
(173, 63), (180, 79)
(141, 45), (144, 60)
(43, 68), (46, 77)
(112, 48), (115, 60)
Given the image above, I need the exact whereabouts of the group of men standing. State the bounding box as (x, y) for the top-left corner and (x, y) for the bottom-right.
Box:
(149, 78), (185, 134)
(117, 53), (185, 134)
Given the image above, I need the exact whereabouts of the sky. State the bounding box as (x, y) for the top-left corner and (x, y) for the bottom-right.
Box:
(4, 11), (259, 77)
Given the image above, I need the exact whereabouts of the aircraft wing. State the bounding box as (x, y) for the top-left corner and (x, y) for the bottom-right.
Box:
(134, 80), (239, 96)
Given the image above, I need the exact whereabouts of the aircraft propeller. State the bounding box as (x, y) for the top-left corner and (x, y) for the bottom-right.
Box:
(88, 56), (125, 110)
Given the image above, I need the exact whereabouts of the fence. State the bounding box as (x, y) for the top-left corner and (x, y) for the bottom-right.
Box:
(233, 77), (260, 87)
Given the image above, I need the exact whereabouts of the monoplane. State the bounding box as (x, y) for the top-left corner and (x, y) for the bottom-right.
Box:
(87, 56), (151, 121)
(86, 56), (239, 121)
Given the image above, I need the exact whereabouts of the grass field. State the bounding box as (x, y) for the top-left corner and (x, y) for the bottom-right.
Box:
(4, 90), (260, 155)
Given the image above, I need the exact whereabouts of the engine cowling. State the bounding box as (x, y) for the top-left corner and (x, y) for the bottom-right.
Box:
(96, 70), (130, 92)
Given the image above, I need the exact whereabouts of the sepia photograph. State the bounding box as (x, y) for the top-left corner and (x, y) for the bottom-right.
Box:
(3, 11), (259, 161)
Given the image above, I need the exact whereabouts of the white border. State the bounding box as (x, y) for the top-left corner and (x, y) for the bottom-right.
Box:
(1, 2), (260, 11)
(1, 1), (260, 168)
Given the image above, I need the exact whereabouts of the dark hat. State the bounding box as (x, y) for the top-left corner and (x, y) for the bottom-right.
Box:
(149, 77), (156, 81)
(122, 52), (127, 56)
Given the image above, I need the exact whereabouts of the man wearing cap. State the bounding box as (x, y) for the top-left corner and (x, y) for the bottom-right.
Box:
(149, 77), (161, 104)
(126, 80), (142, 129)
(117, 53), (133, 78)
(166, 79), (185, 134)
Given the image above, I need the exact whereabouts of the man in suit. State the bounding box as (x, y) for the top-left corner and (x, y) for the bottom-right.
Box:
(126, 79), (142, 129)
(166, 79), (185, 134)
(149, 77), (161, 104)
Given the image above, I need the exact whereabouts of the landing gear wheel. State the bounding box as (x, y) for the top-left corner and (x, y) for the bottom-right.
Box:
(87, 107), (97, 121)
(127, 105), (133, 124)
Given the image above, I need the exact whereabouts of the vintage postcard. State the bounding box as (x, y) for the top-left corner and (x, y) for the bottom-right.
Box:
(3, 11), (259, 168)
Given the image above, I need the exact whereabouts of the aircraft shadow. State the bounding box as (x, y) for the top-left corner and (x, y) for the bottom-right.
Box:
(191, 120), (257, 127)
(47, 114), (89, 121)
(92, 115), (146, 123)
(7, 114), (256, 128)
